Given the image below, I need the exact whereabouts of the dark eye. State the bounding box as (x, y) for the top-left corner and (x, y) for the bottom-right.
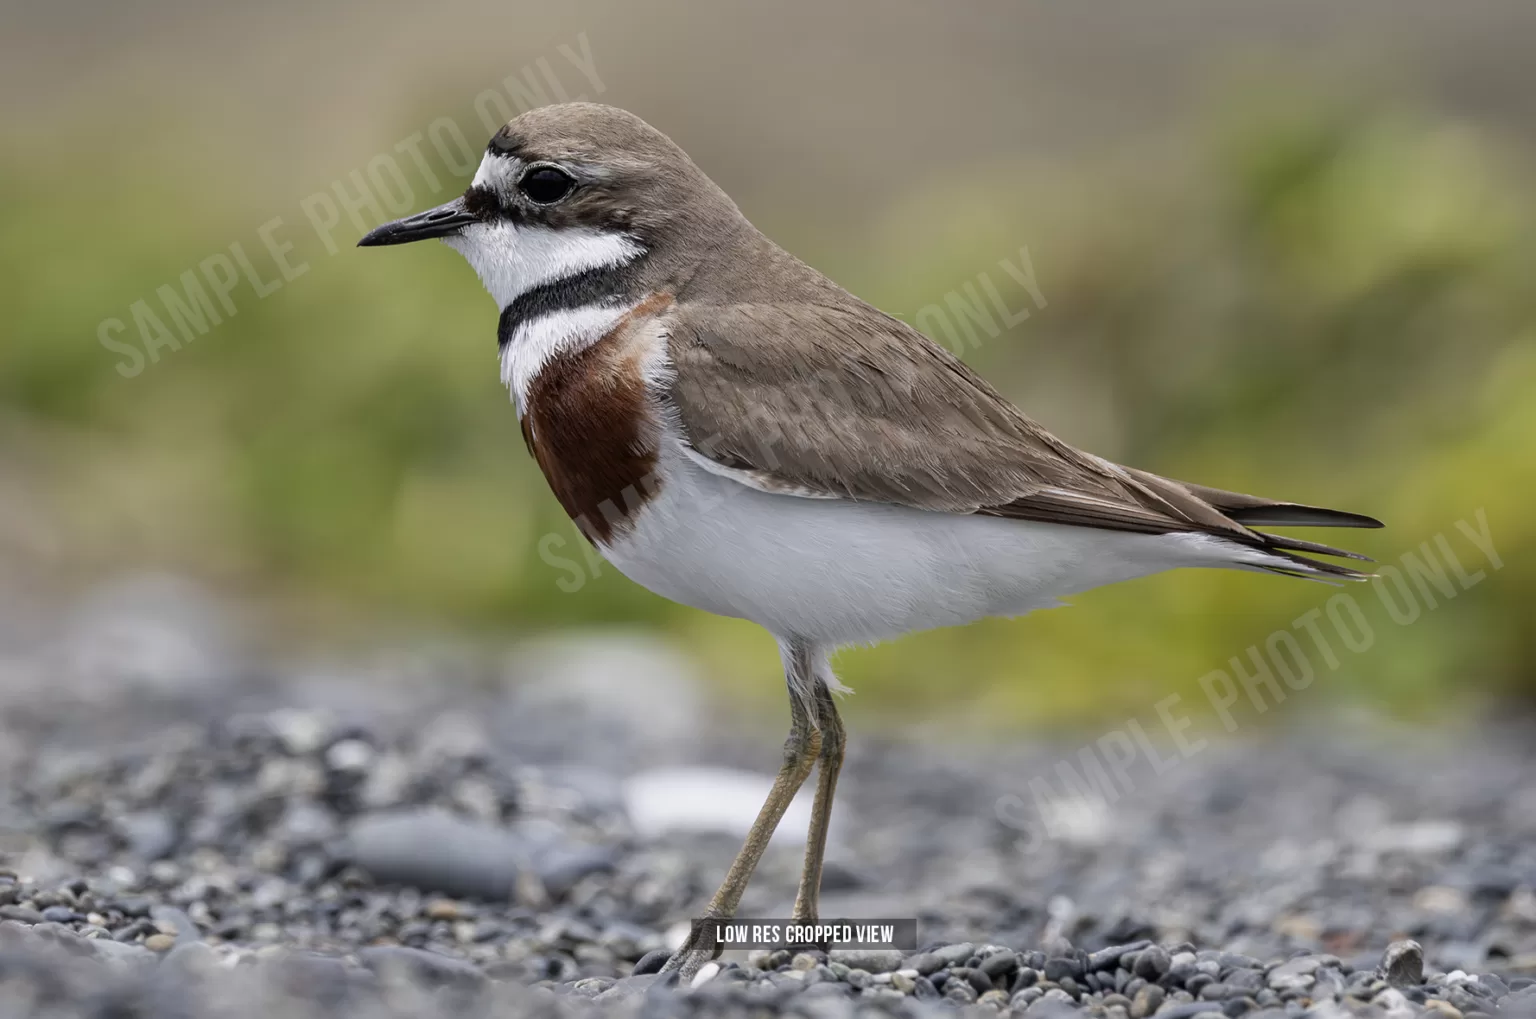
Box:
(518, 165), (576, 204)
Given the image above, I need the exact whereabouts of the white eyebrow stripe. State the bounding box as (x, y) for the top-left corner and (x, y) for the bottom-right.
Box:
(472, 152), (520, 190)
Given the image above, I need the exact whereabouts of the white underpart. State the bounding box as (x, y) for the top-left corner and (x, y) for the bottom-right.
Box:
(599, 420), (1310, 646)
(498, 303), (639, 414)
(443, 219), (643, 309)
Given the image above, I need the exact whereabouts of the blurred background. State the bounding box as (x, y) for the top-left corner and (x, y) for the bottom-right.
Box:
(3, 0), (1534, 732)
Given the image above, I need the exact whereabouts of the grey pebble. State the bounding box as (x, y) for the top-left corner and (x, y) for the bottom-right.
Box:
(828, 948), (904, 973)
(1132, 983), (1166, 1018)
(357, 945), (487, 989)
(932, 942), (975, 967)
(1153, 1002), (1227, 1019)
(151, 904), (200, 942)
(535, 843), (616, 897)
(903, 950), (947, 976)
(164, 940), (220, 972)
(345, 810), (523, 900)
(631, 948), (669, 975)
(1266, 955), (1319, 992)
(980, 949), (1021, 979)
(119, 811), (178, 860)
(90, 937), (157, 967)
(1136, 946), (1173, 980)
(1044, 955), (1085, 982)
(1382, 939), (1424, 988)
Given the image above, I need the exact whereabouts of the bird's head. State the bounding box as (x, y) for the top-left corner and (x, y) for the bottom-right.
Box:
(358, 103), (738, 308)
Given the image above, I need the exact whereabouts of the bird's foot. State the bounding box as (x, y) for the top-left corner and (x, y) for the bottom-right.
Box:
(659, 925), (722, 983)
(660, 945), (718, 983)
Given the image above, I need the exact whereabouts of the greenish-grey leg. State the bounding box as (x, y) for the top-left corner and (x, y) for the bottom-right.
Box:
(792, 680), (845, 924)
(661, 681), (820, 981)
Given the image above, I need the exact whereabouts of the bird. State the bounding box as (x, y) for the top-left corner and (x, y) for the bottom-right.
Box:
(358, 102), (1382, 978)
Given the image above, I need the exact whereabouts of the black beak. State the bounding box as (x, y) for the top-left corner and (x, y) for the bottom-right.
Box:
(357, 197), (478, 247)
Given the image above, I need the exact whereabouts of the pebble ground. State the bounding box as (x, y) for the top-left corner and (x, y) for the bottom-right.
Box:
(1, 583), (1533, 1017)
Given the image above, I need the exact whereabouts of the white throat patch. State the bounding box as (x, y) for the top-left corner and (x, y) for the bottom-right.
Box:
(443, 220), (643, 309)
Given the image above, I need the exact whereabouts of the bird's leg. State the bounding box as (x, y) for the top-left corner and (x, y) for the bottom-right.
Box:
(791, 678), (845, 925)
(661, 678), (820, 981)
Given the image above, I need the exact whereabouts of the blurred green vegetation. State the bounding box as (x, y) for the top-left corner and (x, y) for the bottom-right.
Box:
(2, 94), (1532, 727)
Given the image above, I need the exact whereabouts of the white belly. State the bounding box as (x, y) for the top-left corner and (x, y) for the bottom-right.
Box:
(598, 442), (1239, 645)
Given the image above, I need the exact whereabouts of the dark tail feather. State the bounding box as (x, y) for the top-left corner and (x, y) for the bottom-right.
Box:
(1255, 545), (1373, 582)
(1227, 504), (1384, 529)
(1179, 482), (1384, 530)
(1257, 532), (1374, 562)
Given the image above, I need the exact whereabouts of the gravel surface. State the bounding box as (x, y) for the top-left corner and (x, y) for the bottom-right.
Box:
(1, 579), (1534, 1017)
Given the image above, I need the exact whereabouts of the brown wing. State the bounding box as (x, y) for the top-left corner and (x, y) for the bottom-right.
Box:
(665, 302), (1379, 576)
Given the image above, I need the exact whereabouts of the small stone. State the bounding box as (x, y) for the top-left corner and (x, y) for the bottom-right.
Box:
(145, 933), (177, 952)
(891, 970), (916, 993)
(164, 941), (219, 973)
(981, 950), (1022, 979)
(933, 942), (976, 967)
(345, 810), (523, 900)
(571, 976), (615, 996)
(268, 709), (331, 755)
(0, 905), (42, 924)
(1151, 1003), (1226, 1019)
(830, 948), (905, 973)
(905, 951), (947, 976)
(536, 843), (616, 897)
(1131, 983), (1165, 1018)
(91, 938), (157, 968)
(357, 945), (486, 989)
(119, 812), (177, 860)
(1267, 956), (1319, 992)
(1166, 962), (1198, 988)
(150, 905), (198, 941)
(632, 948), (669, 975)
(1045, 955), (1085, 983)
(325, 737), (374, 772)
(1381, 940), (1424, 988)
(1028, 987), (1078, 1015)
(595, 974), (660, 1002)
(1372, 988), (1415, 1019)
(424, 898), (461, 921)
(1136, 946), (1172, 980)
(1089, 945), (1132, 971)
(1013, 986), (1045, 1009)
(1422, 1001), (1464, 1019)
